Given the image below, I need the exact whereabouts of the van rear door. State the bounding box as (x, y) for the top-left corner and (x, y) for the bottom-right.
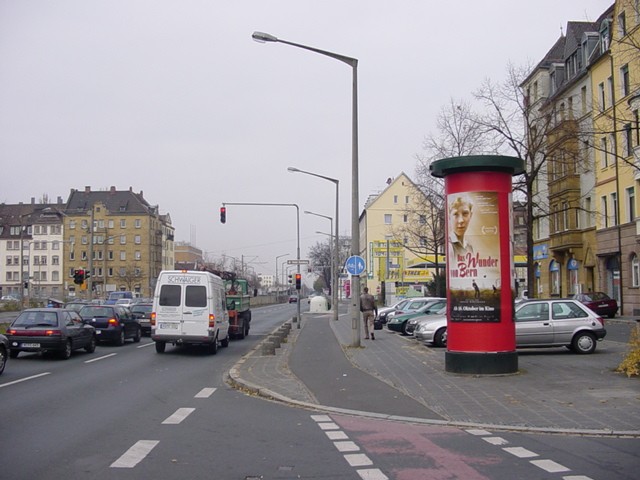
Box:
(156, 283), (183, 334)
(181, 284), (209, 337)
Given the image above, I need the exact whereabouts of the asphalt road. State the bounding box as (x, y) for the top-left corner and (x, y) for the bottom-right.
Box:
(1, 304), (638, 479)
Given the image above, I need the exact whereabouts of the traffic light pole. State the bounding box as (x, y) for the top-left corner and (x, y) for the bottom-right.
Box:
(221, 202), (301, 327)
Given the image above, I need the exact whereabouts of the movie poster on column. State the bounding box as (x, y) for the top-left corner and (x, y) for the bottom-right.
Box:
(447, 191), (501, 322)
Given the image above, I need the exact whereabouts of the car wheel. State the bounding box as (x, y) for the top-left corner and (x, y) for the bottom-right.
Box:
(434, 327), (447, 348)
(85, 335), (97, 353)
(208, 336), (218, 355)
(133, 327), (142, 343)
(608, 312), (616, 319)
(59, 340), (72, 360)
(401, 321), (410, 335)
(571, 331), (597, 354)
(0, 346), (7, 375)
(115, 329), (125, 346)
(221, 334), (229, 348)
(155, 341), (166, 353)
(9, 349), (19, 359)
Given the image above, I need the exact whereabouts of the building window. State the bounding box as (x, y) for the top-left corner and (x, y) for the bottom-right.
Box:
(581, 86), (587, 115)
(134, 235), (141, 245)
(618, 11), (627, 37)
(632, 254), (640, 287)
(403, 215), (408, 223)
(624, 123), (633, 156)
(120, 235), (126, 245)
(69, 220), (76, 229)
(120, 251), (126, 261)
(119, 267), (126, 276)
(108, 268), (113, 277)
(52, 271), (59, 282)
(52, 241), (60, 250)
(135, 251), (141, 260)
(405, 196), (409, 204)
(52, 255), (59, 265)
(135, 219), (142, 228)
(384, 214), (392, 225)
(419, 215), (426, 224)
(108, 220), (114, 229)
(600, 136), (608, 168)
(611, 192), (618, 226)
(120, 219), (126, 228)
(620, 64), (630, 98)
(601, 196), (608, 228)
(627, 187), (636, 222)
(69, 251), (75, 261)
(598, 82), (605, 110)
(81, 235), (88, 245)
(393, 195), (398, 204)
(81, 220), (88, 230)
(81, 251), (87, 261)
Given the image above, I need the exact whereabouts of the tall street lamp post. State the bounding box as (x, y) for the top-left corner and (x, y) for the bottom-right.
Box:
(275, 253), (290, 299)
(254, 32), (361, 347)
(288, 165), (339, 321)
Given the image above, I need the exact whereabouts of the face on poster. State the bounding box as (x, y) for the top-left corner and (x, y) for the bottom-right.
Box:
(447, 191), (501, 322)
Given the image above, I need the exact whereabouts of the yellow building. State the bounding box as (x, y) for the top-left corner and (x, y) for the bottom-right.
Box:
(63, 186), (174, 299)
(359, 173), (441, 304)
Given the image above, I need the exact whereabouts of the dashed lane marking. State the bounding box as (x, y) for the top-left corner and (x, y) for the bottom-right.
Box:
(531, 459), (571, 473)
(137, 342), (155, 348)
(334, 441), (360, 452)
(326, 431), (349, 440)
(195, 387), (216, 398)
(162, 407), (195, 425)
(503, 446), (539, 458)
(483, 436), (509, 446)
(357, 470), (389, 480)
(0, 372), (51, 388)
(344, 454), (373, 467)
(85, 353), (117, 363)
(110, 440), (159, 468)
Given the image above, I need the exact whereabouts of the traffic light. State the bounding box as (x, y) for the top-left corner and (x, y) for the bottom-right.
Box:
(220, 206), (226, 224)
(73, 269), (85, 285)
(295, 273), (302, 290)
(288, 274), (293, 285)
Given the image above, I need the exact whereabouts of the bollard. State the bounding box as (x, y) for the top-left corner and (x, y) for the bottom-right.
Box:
(261, 341), (276, 356)
(269, 334), (281, 349)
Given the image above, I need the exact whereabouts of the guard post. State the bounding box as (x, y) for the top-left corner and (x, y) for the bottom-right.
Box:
(431, 155), (524, 374)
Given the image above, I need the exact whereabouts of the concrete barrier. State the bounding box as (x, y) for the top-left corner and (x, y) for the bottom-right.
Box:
(261, 341), (276, 355)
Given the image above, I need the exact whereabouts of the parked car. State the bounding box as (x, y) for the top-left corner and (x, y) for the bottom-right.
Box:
(416, 299), (606, 354)
(375, 299), (410, 325)
(130, 302), (153, 336)
(5, 308), (96, 359)
(288, 295), (298, 304)
(385, 297), (435, 323)
(572, 292), (618, 318)
(78, 305), (141, 345)
(387, 298), (446, 334)
(0, 334), (9, 374)
(405, 304), (448, 335)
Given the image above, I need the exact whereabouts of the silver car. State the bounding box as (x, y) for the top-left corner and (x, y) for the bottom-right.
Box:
(416, 299), (607, 354)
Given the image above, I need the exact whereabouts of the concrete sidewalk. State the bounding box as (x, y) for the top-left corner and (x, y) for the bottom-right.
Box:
(228, 305), (640, 436)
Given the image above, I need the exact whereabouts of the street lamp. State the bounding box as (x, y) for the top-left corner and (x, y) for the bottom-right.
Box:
(304, 209), (338, 322)
(275, 253), (290, 299)
(255, 32), (361, 347)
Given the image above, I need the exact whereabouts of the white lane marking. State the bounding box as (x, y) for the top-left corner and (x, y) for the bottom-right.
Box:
(357, 469), (389, 480)
(562, 476), (594, 480)
(85, 353), (117, 363)
(334, 441), (360, 452)
(311, 415), (332, 422)
(465, 429), (493, 436)
(195, 387), (216, 398)
(326, 431), (349, 440)
(531, 459), (571, 473)
(0, 372), (51, 388)
(137, 342), (155, 349)
(503, 447), (539, 458)
(344, 454), (373, 467)
(317, 422), (340, 430)
(162, 407), (195, 425)
(110, 440), (159, 468)
(483, 436), (509, 446)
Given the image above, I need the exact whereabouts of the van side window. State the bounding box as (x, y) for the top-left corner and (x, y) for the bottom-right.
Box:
(159, 285), (181, 307)
(185, 285), (207, 307)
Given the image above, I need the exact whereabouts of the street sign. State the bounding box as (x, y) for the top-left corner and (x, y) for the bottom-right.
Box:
(287, 259), (310, 265)
(345, 255), (366, 275)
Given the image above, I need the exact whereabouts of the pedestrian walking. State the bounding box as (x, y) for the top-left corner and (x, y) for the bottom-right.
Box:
(360, 287), (378, 340)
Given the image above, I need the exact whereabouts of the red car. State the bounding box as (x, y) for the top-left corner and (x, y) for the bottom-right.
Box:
(572, 292), (618, 318)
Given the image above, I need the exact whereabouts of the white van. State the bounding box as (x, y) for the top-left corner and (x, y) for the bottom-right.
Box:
(151, 270), (230, 354)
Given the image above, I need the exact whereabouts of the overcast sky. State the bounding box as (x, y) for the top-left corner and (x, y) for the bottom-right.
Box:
(0, 0), (612, 280)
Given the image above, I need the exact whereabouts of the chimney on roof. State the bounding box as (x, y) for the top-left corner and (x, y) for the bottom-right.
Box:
(31, 197), (35, 204)
(110, 186), (116, 193)
(85, 186), (91, 193)
(57, 196), (63, 204)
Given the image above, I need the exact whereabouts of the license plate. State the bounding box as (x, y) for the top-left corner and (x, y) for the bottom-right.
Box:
(21, 343), (40, 348)
(96, 330), (102, 335)
(159, 323), (179, 330)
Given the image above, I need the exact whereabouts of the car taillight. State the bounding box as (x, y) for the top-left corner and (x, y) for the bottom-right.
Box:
(596, 316), (605, 327)
(45, 330), (62, 336)
(108, 318), (120, 326)
(150, 312), (156, 326)
(7, 328), (16, 335)
(209, 314), (215, 328)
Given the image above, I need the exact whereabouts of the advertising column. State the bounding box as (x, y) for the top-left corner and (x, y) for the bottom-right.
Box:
(431, 155), (524, 374)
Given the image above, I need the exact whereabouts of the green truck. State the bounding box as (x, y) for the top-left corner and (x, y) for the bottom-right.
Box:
(224, 277), (252, 339)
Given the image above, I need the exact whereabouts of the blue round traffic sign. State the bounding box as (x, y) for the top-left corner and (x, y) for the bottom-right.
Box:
(345, 255), (366, 275)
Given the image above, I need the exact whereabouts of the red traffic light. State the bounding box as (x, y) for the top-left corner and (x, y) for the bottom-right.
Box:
(220, 206), (226, 224)
(295, 273), (302, 290)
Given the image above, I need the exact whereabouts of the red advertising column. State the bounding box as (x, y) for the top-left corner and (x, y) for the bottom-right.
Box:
(431, 155), (524, 374)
